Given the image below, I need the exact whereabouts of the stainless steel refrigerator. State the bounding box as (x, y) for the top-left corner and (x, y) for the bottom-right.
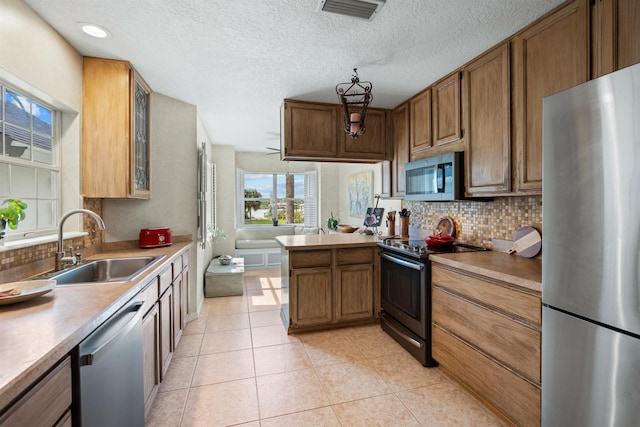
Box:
(542, 62), (640, 426)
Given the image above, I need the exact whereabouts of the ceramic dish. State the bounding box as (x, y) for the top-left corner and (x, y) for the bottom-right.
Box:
(435, 216), (455, 236)
(337, 224), (359, 233)
(0, 279), (56, 306)
(425, 234), (454, 246)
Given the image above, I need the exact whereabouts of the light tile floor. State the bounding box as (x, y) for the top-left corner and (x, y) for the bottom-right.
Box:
(146, 269), (506, 427)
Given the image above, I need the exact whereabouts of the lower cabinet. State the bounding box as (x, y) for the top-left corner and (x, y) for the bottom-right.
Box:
(0, 357), (72, 427)
(335, 264), (374, 322)
(291, 268), (333, 327)
(140, 249), (190, 417)
(431, 264), (541, 427)
(286, 246), (378, 330)
(159, 280), (174, 377)
(142, 304), (160, 413)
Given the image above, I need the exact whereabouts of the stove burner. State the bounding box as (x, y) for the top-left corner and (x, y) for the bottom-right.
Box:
(379, 238), (487, 259)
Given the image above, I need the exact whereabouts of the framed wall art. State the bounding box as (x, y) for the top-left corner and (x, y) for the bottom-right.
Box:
(348, 171), (372, 218)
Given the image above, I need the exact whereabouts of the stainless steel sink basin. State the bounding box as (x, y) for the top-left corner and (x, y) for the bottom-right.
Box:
(51, 256), (164, 285)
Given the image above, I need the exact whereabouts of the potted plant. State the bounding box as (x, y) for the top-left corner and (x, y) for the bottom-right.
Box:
(327, 211), (338, 231)
(206, 225), (227, 245)
(0, 199), (28, 241)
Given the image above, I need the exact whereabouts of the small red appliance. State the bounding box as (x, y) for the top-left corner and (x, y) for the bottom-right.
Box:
(139, 227), (172, 248)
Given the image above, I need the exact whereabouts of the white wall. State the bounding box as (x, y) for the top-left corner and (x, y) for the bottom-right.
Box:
(210, 145), (236, 257)
(103, 93), (200, 313)
(0, 0), (83, 231)
(336, 163), (401, 235)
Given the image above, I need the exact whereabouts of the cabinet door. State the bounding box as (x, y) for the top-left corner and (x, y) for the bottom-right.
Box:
(591, 0), (640, 78)
(159, 286), (173, 378)
(512, 0), (589, 192)
(338, 108), (388, 161)
(392, 102), (409, 197)
(432, 72), (462, 146)
(335, 264), (374, 322)
(290, 268), (332, 327)
(409, 88), (432, 159)
(82, 57), (152, 199)
(0, 357), (72, 427)
(172, 277), (183, 349)
(181, 264), (189, 330)
(142, 304), (160, 414)
(82, 57), (131, 198)
(282, 100), (338, 160)
(463, 43), (511, 196)
(131, 69), (152, 198)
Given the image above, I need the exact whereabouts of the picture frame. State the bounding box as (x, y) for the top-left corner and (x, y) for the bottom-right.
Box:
(363, 207), (384, 227)
(348, 171), (373, 218)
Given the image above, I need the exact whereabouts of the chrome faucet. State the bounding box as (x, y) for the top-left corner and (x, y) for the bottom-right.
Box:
(56, 209), (106, 271)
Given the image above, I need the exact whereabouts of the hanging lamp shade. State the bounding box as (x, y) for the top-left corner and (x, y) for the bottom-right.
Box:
(336, 68), (373, 138)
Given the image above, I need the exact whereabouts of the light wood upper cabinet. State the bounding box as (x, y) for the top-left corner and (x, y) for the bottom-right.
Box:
(281, 99), (389, 162)
(339, 108), (388, 161)
(409, 88), (432, 159)
(432, 72), (462, 146)
(82, 57), (152, 199)
(512, 0), (589, 192)
(463, 43), (511, 196)
(591, 0), (640, 78)
(281, 100), (339, 160)
(392, 102), (409, 197)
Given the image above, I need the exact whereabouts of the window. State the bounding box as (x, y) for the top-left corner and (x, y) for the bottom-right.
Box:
(0, 83), (59, 237)
(236, 170), (317, 227)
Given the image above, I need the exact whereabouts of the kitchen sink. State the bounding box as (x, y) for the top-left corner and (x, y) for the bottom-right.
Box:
(49, 256), (164, 285)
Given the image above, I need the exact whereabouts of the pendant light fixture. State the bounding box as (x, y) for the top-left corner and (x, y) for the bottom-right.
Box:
(336, 68), (373, 139)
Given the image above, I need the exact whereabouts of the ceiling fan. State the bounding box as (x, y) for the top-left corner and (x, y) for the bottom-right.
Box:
(266, 146), (280, 155)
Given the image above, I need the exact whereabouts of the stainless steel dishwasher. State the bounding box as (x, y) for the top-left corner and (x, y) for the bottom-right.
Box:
(73, 299), (145, 427)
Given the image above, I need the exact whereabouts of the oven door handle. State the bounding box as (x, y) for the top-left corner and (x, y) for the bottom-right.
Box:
(381, 313), (423, 349)
(381, 253), (424, 271)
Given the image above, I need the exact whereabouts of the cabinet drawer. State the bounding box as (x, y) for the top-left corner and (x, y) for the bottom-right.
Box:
(433, 286), (540, 382)
(159, 267), (172, 294)
(433, 325), (540, 427)
(172, 256), (183, 280)
(291, 250), (331, 269)
(0, 357), (72, 427)
(432, 266), (540, 325)
(182, 252), (190, 270)
(138, 276), (159, 316)
(336, 247), (373, 265)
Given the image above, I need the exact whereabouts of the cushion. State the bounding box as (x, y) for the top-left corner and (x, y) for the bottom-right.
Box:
(294, 226), (320, 235)
(235, 239), (280, 249)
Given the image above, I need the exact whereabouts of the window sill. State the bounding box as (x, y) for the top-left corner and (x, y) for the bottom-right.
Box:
(0, 232), (87, 253)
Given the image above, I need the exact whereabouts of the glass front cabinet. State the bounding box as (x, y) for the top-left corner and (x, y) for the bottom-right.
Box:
(82, 57), (152, 199)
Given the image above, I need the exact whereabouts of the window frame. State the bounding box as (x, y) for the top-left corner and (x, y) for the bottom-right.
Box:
(236, 169), (317, 228)
(0, 82), (61, 240)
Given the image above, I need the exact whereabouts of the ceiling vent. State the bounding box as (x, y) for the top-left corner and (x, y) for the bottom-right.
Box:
(318, 0), (386, 21)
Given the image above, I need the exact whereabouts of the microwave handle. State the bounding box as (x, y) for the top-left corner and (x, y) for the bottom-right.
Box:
(437, 164), (445, 193)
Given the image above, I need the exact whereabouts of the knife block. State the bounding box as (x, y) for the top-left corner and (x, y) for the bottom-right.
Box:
(400, 217), (409, 238)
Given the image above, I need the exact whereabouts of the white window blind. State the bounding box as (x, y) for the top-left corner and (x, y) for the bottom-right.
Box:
(304, 170), (318, 227)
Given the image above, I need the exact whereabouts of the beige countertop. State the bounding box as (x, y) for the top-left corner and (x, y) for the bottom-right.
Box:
(430, 251), (542, 293)
(276, 233), (379, 250)
(0, 242), (191, 412)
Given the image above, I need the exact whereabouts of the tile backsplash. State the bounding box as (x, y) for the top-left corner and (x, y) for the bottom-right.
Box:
(405, 195), (542, 249)
(0, 198), (104, 277)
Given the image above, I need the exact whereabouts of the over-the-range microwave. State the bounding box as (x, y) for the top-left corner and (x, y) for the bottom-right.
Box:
(405, 151), (463, 201)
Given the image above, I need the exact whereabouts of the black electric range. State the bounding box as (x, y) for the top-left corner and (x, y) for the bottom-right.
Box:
(377, 238), (488, 367)
(377, 238), (488, 260)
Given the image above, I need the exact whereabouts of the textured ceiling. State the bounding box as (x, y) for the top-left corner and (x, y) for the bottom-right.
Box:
(25, 0), (564, 153)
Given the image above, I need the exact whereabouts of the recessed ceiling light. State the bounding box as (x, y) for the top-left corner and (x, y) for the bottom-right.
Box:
(78, 22), (111, 39)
